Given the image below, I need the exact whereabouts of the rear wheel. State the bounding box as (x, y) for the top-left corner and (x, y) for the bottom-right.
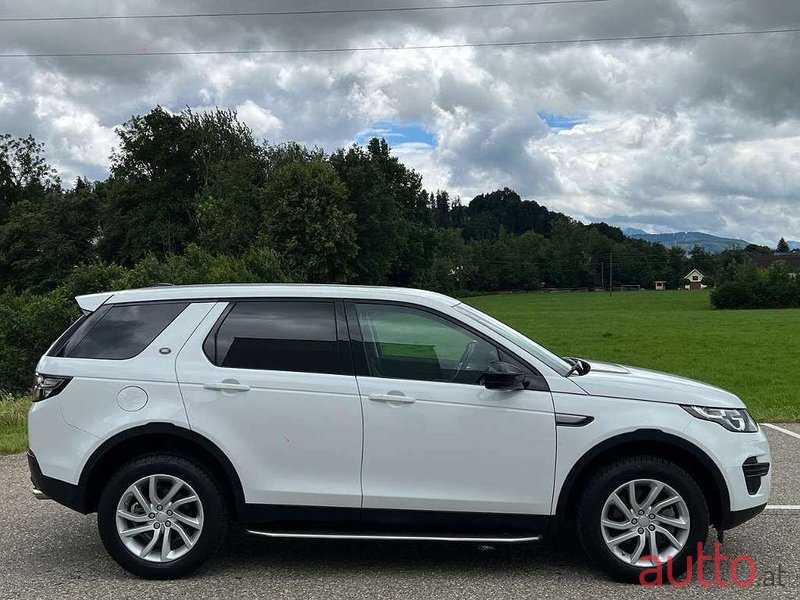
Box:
(97, 454), (227, 579)
(577, 456), (709, 583)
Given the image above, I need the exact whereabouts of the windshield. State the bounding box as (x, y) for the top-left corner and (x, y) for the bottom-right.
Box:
(453, 302), (572, 376)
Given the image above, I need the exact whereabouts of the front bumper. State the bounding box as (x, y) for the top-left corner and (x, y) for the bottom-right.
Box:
(27, 450), (89, 513)
(720, 502), (768, 530)
(684, 419), (771, 520)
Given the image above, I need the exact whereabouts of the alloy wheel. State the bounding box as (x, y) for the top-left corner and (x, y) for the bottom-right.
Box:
(115, 474), (204, 563)
(600, 478), (691, 567)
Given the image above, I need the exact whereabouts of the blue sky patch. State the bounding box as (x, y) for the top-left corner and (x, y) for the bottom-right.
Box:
(538, 112), (588, 131)
(356, 121), (436, 147)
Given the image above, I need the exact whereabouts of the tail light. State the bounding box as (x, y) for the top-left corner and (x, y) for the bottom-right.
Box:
(32, 373), (71, 403)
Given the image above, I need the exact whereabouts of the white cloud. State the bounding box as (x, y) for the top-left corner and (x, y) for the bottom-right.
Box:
(234, 100), (282, 139)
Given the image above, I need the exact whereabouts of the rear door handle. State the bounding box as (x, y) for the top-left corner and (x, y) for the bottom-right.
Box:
(202, 381), (251, 392)
(367, 394), (416, 404)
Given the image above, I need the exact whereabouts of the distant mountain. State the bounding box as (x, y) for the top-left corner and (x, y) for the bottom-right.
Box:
(622, 229), (750, 253)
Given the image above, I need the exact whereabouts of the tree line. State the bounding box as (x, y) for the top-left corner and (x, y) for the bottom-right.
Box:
(1, 106), (745, 296)
(0, 106), (760, 390)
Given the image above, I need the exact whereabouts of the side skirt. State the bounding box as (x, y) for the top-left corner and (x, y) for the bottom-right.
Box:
(247, 530), (542, 543)
(240, 504), (552, 539)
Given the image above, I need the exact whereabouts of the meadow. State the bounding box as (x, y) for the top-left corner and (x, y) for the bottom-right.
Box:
(467, 290), (800, 422)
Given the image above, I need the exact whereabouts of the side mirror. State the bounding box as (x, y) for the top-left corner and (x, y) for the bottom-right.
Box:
(481, 362), (526, 390)
(564, 357), (592, 375)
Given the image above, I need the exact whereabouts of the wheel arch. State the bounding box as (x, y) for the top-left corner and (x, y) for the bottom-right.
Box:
(555, 429), (730, 529)
(79, 423), (246, 519)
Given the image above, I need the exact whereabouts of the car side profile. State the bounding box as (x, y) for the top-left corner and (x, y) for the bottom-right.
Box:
(28, 284), (771, 581)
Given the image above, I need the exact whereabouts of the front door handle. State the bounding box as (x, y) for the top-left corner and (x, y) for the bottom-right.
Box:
(367, 393), (416, 404)
(203, 381), (251, 392)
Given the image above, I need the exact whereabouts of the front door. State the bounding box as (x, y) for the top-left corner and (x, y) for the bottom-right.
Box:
(349, 302), (556, 515)
(176, 300), (363, 508)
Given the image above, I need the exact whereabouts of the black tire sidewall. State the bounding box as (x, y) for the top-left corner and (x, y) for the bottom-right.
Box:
(97, 454), (227, 579)
(577, 456), (710, 584)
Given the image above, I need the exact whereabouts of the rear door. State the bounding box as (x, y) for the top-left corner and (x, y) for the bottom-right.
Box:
(348, 301), (556, 515)
(176, 299), (363, 508)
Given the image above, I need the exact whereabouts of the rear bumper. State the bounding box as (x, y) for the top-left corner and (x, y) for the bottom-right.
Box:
(27, 450), (90, 513)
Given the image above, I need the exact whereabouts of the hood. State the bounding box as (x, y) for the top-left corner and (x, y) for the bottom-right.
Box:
(571, 360), (745, 409)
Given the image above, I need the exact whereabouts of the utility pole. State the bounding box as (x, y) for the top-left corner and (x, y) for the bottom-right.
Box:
(609, 252), (613, 298)
(601, 261), (605, 290)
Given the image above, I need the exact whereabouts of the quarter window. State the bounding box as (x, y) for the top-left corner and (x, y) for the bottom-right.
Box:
(207, 301), (350, 375)
(355, 304), (506, 385)
(61, 302), (188, 360)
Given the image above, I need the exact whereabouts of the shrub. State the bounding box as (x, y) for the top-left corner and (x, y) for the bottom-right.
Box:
(710, 261), (800, 309)
(0, 288), (78, 391)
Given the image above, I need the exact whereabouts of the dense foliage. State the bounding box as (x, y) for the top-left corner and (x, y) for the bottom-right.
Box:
(0, 106), (768, 391)
(711, 261), (800, 309)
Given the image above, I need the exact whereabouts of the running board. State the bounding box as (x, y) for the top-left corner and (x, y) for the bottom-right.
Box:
(246, 530), (541, 543)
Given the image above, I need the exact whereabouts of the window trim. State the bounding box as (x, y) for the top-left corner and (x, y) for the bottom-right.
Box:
(202, 298), (354, 376)
(344, 300), (549, 391)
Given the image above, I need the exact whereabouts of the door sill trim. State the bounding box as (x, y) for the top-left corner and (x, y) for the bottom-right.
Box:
(246, 530), (542, 543)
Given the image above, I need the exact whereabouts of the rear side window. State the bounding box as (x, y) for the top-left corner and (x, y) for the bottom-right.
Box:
(54, 302), (188, 360)
(205, 301), (350, 375)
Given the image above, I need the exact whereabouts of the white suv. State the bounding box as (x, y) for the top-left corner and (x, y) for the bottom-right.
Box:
(28, 285), (770, 581)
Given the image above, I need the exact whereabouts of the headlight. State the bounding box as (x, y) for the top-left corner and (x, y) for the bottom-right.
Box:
(681, 405), (758, 433)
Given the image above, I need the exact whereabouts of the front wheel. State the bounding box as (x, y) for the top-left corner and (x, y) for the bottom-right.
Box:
(577, 455), (709, 583)
(97, 454), (227, 579)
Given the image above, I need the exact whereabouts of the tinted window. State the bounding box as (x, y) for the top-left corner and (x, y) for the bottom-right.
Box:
(355, 304), (503, 384)
(47, 315), (89, 356)
(63, 302), (188, 360)
(209, 301), (349, 375)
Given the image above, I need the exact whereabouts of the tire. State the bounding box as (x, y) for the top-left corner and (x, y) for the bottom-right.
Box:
(576, 455), (709, 584)
(97, 454), (228, 579)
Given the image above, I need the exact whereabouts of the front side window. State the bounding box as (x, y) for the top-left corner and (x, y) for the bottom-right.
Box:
(453, 302), (572, 376)
(207, 301), (350, 375)
(355, 303), (506, 385)
(59, 302), (188, 360)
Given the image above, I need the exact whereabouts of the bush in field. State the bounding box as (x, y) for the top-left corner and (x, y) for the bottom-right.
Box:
(0, 288), (78, 391)
(711, 261), (800, 309)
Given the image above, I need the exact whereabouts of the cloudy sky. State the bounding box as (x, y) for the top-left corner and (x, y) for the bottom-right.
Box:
(1, 0), (799, 244)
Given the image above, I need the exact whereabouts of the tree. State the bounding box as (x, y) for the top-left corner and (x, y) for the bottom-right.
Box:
(431, 190), (452, 228)
(687, 244), (715, 276)
(777, 237), (790, 253)
(0, 134), (60, 223)
(330, 142), (403, 284)
(0, 181), (99, 291)
(330, 138), (434, 286)
(99, 107), (266, 263)
(261, 156), (357, 282)
(744, 243), (772, 255)
(461, 189), (554, 240)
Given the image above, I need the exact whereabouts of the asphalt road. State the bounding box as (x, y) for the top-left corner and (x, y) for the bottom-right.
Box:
(1, 426), (798, 599)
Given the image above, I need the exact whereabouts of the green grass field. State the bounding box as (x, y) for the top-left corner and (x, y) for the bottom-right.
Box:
(0, 393), (29, 455)
(466, 290), (800, 422)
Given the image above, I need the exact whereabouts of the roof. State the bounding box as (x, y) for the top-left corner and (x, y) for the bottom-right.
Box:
(75, 284), (461, 313)
(748, 252), (800, 271)
(683, 269), (704, 279)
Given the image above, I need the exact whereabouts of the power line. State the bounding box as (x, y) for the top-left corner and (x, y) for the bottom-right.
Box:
(0, 0), (613, 23)
(1, 27), (798, 59)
